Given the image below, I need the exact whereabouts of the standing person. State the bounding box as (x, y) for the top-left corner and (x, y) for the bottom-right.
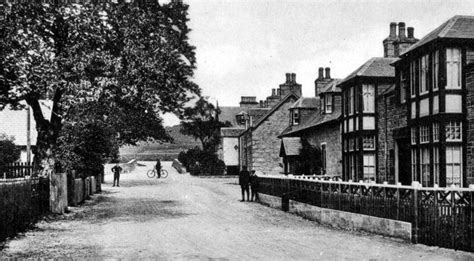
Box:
(155, 158), (162, 179)
(111, 163), (122, 187)
(250, 170), (260, 202)
(239, 166), (250, 202)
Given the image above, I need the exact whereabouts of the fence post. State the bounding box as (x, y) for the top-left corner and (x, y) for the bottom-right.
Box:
(412, 182), (419, 244)
(470, 187), (474, 252)
(282, 178), (290, 212)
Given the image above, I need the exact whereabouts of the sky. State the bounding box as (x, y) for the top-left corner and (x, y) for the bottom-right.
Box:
(163, 0), (474, 126)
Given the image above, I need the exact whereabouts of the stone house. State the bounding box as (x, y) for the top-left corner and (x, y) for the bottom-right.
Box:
(219, 73), (302, 175)
(392, 15), (474, 187)
(279, 68), (343, 176)
(339, 22), (418, 182)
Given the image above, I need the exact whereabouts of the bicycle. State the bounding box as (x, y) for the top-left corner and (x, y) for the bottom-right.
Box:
(147, 168), (168, 179)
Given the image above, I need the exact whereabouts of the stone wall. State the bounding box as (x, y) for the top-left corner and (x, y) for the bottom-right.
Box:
(377, 92), (407, 184)
(303, 122), (342, 176)
(251, 98), (296, 174)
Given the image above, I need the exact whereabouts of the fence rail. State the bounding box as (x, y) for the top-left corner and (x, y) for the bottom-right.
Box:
(258, 175), (474, 252)
(0, 162), (35, 179)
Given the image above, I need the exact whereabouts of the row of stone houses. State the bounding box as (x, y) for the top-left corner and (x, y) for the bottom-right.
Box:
(220, 16), (474, 187)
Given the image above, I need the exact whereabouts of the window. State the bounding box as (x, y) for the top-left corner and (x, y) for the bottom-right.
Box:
(411, 148), (417, 179)
(348, 138), (354, 152)
(446, 146), (462, 186)
(362, 84), (375, 112)
(420, 126), (429, 144)
(410, 61), (416, 97)
(411, 127), (417, 145)
(433, 146), (439, 185)
(349, 87), (354, 115)
(445, 95), (462, 113)
(432, 95), (439, 114)
(321, 143), (327, 174)
(363, 116), (375, 130)
(348, 118), (353, 132)
(325, 95), (332, 113)
(432, 50), (439, 91)
(446, 48), (461, 89)
(411, 102), (416, 119)
(363, 136), (375, 150)
(420, 98), (429, 117)
(433, 123), (439, 142)
(420, 148), (430, 187)
(363, 153), (376, 181)
(400, 70), (407, 103)
(292, 109), (300, 125)
(446, 121), (462, 141)
(420, 55), (429, 94)
(350, 154), (356, 181)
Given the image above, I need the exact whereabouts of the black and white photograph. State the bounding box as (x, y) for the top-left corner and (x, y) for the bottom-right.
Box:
(1, 0), (474, 259)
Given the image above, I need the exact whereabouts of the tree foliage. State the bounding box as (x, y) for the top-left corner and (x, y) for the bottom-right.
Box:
(180, 97), (231, 152)
(0, 133), (20, 166)
(0, 1), (199, 173)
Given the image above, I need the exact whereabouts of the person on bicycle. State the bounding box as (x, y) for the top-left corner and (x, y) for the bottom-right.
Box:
(155, 158), (161, 178)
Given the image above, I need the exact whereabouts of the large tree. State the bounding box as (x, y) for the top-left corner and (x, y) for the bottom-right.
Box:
(0, 1), (199, 174)
(180, 97), (231, 152)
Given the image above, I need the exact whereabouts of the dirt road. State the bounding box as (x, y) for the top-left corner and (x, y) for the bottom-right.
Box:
(1, 162), (473, 260)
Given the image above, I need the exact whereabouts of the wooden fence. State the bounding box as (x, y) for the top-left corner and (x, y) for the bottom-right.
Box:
(0, 162), (35, 179)
(258, 175), (474, 252)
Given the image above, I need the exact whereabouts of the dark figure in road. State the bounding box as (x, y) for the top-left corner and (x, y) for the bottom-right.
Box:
(239, 166), (250, 202)
(250, 170), (259, 202)
(156, 158), (162, 178)
(111, 164), (122, 187)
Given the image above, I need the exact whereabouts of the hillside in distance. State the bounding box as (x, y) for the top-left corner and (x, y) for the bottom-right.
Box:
(119, 125), (201, 161)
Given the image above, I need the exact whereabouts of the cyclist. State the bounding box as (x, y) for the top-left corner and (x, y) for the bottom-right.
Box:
(155, 158), (161, 178)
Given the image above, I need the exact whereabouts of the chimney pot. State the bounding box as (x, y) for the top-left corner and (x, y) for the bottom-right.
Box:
(285, 73), (291, 83)
(272, 88), (276, 96)
(325, 67), (331, 79)
(277, 89), (281, 96)
(318, 67), (324, 80)
(407, 27), (414, 38)
(398, 22), (406, 39)
(389, 22), (397, 38)
(291, 73), (296, 83)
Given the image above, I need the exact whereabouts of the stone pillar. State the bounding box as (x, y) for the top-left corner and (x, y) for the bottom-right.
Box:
(466, 64), (474, 186)
(50, 172), (68, 214)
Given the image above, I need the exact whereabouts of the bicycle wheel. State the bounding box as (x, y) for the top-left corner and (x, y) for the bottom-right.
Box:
(147, 169), (156, 178)
(160, 169), (168, 178)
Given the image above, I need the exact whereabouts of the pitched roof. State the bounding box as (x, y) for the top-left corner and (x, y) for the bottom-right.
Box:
(280, 137), (302, 156)
(0, 101), (52, 146)
(221, 127), (245, 137)
(290, 97), (319, 109)
(320, 79), (342, 94)
(339, 57), (397, 86)
(401, 15), (474, 56)
(279, 111), (341, 137)
(253, 93), (299, 129)
(218, 106), (242, 126)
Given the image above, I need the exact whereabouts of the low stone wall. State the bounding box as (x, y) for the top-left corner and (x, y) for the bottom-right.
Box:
(172, 159), (186, 174)
(258, 193), (412, 242)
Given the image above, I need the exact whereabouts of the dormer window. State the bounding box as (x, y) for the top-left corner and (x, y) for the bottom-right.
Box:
(292, 109), (300, 125)
(236, 113), (247, 125)
(325, 95), (332, 113)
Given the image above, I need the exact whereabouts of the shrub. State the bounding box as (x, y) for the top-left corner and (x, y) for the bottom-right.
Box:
(178, 147), (225, 176)
(0, 133), (20, 166)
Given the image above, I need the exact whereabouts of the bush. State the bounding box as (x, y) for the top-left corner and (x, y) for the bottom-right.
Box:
(0, 133), (20, 166)
(178, 147), (225, 176)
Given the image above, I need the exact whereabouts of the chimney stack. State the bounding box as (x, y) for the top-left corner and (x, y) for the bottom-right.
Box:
(285, 73), (291, 83)
(325, 67), (331, 79)
(272, 88), (276, 96)
(389, 22), (397, 38)
(398, 22), (406, 39)
(291, 73), (296, 83)
(318, 67), (324, 80)
(407, 27), (414, 39)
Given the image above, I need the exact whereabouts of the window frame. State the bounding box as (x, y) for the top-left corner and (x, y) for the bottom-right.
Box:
(292, 109), (300, 126)
(325, 95), (332, 114)
(362, 84), (375, 113)
(446, 48), (462, 90)
(445, 121), (462, 141)
(446, 146), (462, 187)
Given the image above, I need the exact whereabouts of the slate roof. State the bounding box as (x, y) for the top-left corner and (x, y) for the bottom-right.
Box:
(339, 57), (397, 86)
(320, 79), (342, 94)
(221, 127), (245, 137)
(401, 15), (474, 56)
(218, 106), (242, 126)
(290, 97), (319, 109)
(0, 101), (52, 146)
(280, 137), (302, 156)
(279, 110), (341, 137)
